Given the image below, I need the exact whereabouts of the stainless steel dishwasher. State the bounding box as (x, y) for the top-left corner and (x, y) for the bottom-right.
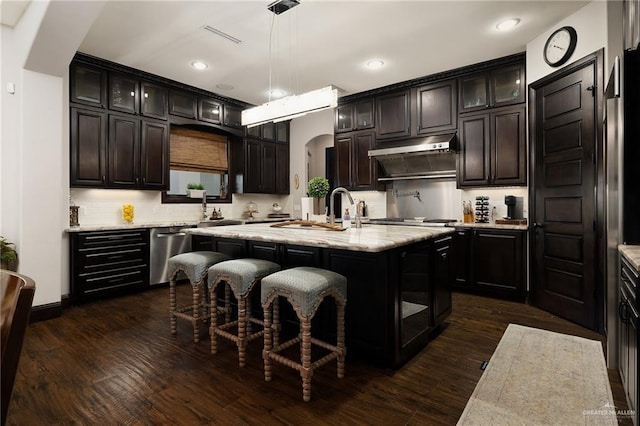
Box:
(149, 226), (194, 285)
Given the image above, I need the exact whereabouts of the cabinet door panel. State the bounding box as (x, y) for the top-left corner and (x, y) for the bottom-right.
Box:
(109, 73), (138, 114)
(276, 143), (289, 194)
(353, 132), (376, 189)
(244, 139), (262, 192)
(141, 82), (167, 120)
(458, 113), (490, 187)
(261, 141), (276, 193)
(355, 99), (375, 130)
(108, 115), (139, 187)
(70, 63), (106, 107)
(336, 104), (354, 132)
(415, 80), (457, 135)
(140, 121), (168, 189)
(459, 73), (489, 112)
(376, 91), (411, 141)
(169, 90), (197, 118)
(432, 237), (452, 326)
(198, 98), (222, 124)
(70, 108), (107, 186)
(224, 105), (243, 128)
(473, 230), (523, 294)
(335, 136), (352, 188)
(492, 64), (525, 107)
(492, 105), (526, 185)
(452, 229), (472, 287)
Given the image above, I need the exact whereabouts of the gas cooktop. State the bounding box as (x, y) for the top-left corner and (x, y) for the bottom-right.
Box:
(368, 218), (457, 227)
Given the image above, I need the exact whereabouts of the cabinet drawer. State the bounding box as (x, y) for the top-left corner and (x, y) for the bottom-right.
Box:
(75, 230), (148, 249)
(77, 266), (147, 294)
(76, 243), (147, 271)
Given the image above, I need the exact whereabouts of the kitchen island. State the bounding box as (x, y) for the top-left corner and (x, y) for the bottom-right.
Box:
(185, 223), (454, 368)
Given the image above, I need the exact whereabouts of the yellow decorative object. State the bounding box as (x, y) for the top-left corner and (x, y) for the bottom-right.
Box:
(122, 204), (134, 224)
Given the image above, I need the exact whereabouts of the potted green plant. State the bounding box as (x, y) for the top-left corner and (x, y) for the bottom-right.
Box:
(187, 183), (205, 198)
(306, 176), (330, 218)
(1, 236), (18, 271)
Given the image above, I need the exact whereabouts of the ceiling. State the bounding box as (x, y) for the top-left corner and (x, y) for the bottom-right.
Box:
(77, 1), (588, 106)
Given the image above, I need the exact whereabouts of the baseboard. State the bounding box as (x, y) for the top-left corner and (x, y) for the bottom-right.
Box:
(29, 301), (63, 323)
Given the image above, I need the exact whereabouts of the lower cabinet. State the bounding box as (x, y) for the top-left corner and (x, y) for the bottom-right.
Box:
(619, 255), (638, 426)
(70, 229), (150, 303)
(452, 227), (526, 300)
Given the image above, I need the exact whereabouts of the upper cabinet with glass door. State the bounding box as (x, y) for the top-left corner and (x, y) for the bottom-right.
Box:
(335, 99), (374, 133)
(109, 73), (139, 114)
(141, 81), (167, 120)
(70, 62), (107, 108)
(459, 62), (525, 113)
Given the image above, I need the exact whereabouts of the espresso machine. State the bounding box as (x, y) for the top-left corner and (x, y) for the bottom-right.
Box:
(505, 195), (516, 219)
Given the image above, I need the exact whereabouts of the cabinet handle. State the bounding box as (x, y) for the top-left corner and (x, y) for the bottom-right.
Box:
(533, 222), (544, 230)
(102, 175), (106, 183)
(136, 177), (139, 184)
(619, 300), (630, 323)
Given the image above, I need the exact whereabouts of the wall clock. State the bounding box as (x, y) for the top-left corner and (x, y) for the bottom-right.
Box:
(543, 26), (578, 67)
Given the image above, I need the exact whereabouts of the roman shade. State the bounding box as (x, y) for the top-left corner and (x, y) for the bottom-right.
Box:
(170, 127), (228, 173)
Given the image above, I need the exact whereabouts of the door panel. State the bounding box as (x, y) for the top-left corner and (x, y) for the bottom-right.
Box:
(458, 114), (490, 186)
(531, 56), (600, 330)
(492, 105), (525, 184)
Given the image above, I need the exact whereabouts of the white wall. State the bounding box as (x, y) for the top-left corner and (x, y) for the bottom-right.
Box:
(526, 1), (608, 85)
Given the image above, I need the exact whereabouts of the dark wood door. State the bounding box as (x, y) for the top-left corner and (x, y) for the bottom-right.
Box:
(108, 114), (139, 187)
(353, 131), (376, 189)
(457, 112), (490, 187)
(414, 80), (457, 135)
(140, 120), (168, 189)
(376, 90), (411, 141)
(530, 54), (601, 330)
(334, 135), (352, 188)
(491, 105), (526, 185)
(261, 141), (276, 193)
(275, 143), (289, 194)
(70, 107), (107, 187)
(244, 139), (262, 192)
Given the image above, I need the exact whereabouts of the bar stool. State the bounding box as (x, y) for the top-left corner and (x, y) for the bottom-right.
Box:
(208, 259), (281, 367)
(167, 251), (230, 343)
(261, 266), (347, 402)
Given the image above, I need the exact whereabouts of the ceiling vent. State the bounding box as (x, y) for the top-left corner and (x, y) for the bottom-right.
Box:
(203, 25), (242, 44)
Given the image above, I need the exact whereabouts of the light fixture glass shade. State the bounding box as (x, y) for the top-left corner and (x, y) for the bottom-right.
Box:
(242, 86), (338, 127)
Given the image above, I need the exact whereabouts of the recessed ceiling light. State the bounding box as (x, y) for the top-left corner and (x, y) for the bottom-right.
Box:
(365, 59), (385, 70)
(496, 18), (520, 31)
(190, 61), (208, 70)
(270, 89), (286, 98)
(216, 83), (234, 91)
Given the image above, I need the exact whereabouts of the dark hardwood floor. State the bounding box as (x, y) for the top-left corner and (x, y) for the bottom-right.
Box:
(6, 288), (632, 425)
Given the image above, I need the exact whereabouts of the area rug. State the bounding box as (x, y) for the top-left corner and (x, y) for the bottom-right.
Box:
(457, 324), (618, 425)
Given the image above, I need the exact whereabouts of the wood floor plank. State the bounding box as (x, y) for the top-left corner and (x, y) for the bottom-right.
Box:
(5, 289), (631, 425)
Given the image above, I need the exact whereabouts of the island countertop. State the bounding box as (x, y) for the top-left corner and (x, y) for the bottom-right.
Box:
(184, 223), (454, 253)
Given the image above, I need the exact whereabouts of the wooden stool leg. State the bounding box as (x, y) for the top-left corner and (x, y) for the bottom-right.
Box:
(210, 282), (219, 354)
(192, 284), (200, 343)
(273, 298), (280, 348)
(301, 318), (312, 402)
(337, 299), (346, 379)
(263, 303), (273, 382)
(169, 279), (177, 335)
(238, 296), (247, 367)
(224, 285), (231, 323)
(246, 292), (253, 336)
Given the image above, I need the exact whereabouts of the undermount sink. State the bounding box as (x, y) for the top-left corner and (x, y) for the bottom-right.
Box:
(197, 219), (243, 227)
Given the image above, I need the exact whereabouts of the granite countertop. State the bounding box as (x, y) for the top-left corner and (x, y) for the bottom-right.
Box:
(452, 222), (529, 231)
(64, 217), (292, 233)
(185, 223), (454, 253)
(619, 244), (640, 272)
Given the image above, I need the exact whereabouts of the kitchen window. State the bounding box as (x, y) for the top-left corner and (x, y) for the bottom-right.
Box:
(162, 125), (231, 203)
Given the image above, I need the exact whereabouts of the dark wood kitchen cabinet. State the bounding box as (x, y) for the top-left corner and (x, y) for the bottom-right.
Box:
(452, 227), (526, 300)
(141, 82), (168, 120)
(412, 79), (457, 135)
(70, 62), (107, 108)
(375, 90), (411, 141)
(109, 73), (139, 114)
(618, 254), (638, 426)
(242, 121), (289, 194)
(108, 114), (169, 189)
(169, 90), (197, 119)
(457, 104), (526, 187)
(198, 97), (223, 124)
(335, 99), (375, 133)
(335, 130), (381, 191)
(223, 105), (243, 129)
(69, 229), (150, 303)
(70, 107), (107, 187)
(458, 63), (525, 113)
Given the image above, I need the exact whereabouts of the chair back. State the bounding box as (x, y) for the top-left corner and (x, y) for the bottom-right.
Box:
(1, 270), (35, 426)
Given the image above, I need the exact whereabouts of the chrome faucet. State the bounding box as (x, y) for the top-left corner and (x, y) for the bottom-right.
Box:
(201, 191), (208, 220)
(329, 187), (354, 225)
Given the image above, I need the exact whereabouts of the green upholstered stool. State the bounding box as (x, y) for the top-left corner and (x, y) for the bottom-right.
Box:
(208, 259), (281, 367)
(167, 251), (230, 343)
(261, 266), (347, 402)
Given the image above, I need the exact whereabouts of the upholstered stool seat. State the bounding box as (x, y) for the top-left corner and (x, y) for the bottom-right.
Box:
(261, 266), (347, 402)
(168, 251), (230, 343)
(208, 259), (281, 367)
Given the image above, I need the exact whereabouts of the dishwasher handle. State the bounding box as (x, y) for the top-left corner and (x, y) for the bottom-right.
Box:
(155, 232), (187, 237)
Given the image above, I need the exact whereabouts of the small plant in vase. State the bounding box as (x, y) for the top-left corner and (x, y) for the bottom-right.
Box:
(1, 236), (18, 271)
(307, 176), (330, 216)
(187, 183), (205, 198)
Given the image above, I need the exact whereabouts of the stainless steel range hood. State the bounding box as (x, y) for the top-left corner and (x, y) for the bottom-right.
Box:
(368, 133), (457, 181)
